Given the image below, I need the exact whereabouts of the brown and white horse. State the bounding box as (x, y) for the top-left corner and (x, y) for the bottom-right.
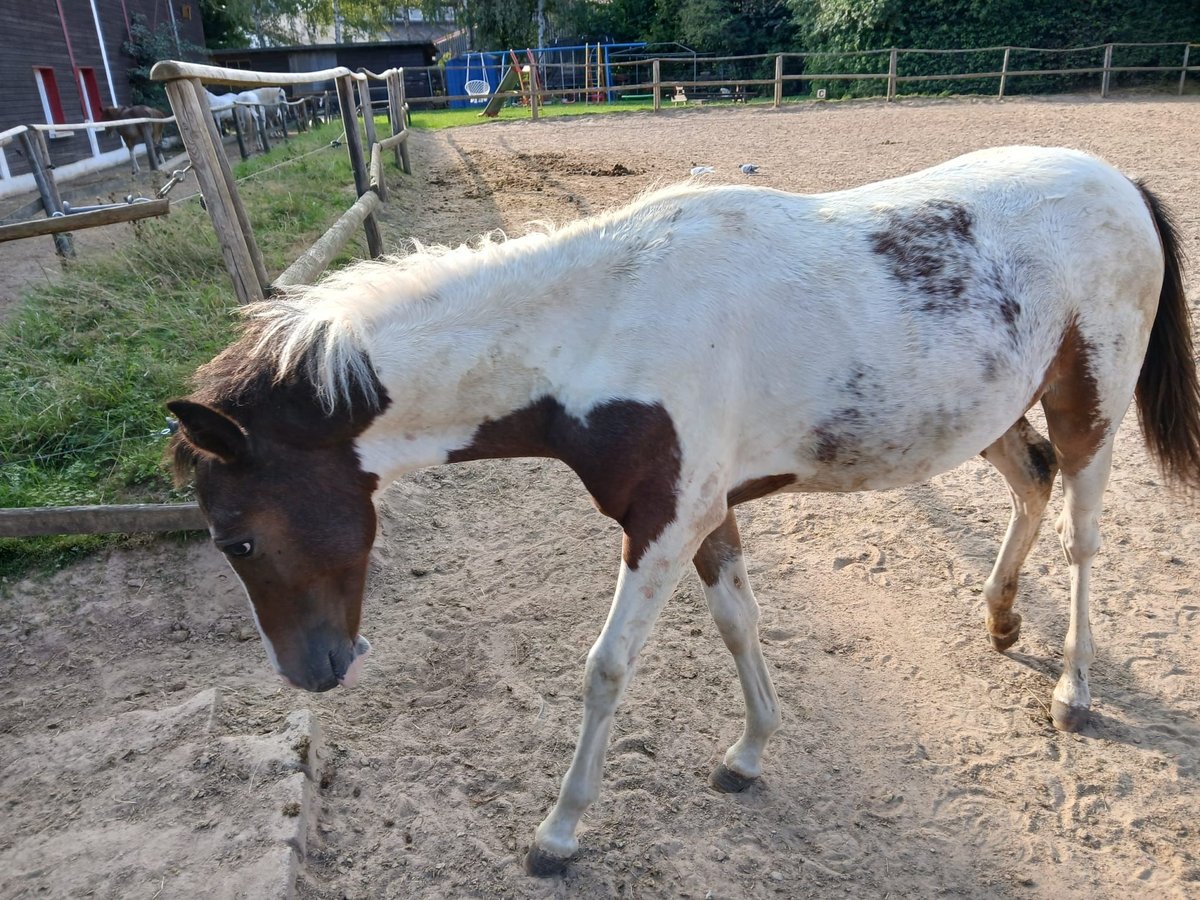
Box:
(101, 105), (168, 175)
(169, 147), (1200, 875)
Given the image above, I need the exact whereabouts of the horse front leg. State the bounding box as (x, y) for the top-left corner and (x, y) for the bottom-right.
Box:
(694, 510), (782, 791)
(525, 525), (698, 875)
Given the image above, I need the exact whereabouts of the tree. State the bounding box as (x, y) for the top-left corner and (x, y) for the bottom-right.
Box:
(124, 14), (208, 107)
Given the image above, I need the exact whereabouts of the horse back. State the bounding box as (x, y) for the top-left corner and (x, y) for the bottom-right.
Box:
(586, 148), (1162, 490)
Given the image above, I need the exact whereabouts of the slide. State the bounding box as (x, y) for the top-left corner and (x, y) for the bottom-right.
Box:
(479, 65), (523, 117)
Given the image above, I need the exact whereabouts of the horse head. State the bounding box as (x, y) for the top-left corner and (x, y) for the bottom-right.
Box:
(168, 325), (389, 691)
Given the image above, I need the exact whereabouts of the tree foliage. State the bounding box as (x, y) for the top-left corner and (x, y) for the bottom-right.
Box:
(197, 0), (1199, 72)
(124, 14), (208, 107)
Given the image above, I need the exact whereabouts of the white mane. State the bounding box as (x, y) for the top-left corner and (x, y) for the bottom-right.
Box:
(238, 181), (740, 413)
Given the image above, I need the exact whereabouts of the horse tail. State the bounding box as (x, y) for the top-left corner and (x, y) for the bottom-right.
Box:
(1133, 180), (1200, 491)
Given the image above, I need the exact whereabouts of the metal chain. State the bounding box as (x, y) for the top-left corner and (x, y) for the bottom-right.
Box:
(156, 163), (194, 198)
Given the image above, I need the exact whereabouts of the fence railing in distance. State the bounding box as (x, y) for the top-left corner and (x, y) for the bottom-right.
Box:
(392, 40), (1198, 112)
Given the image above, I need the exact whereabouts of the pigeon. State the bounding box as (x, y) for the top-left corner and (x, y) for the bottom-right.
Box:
(739, 163), (759, 175)
(690, 166), (715, 176)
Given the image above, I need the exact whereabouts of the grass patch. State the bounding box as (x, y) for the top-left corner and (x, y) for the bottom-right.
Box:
(408, 97), (660, 129)
(0, 122), (362, 579)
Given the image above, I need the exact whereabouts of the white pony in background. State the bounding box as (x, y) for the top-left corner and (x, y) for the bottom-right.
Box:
(204, 88), (235, 131)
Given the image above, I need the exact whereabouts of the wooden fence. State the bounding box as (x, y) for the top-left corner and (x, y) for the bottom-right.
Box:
(0, 61), (412, 539)
(395, 40), (1199, 110)
(0, 113), (178, 258)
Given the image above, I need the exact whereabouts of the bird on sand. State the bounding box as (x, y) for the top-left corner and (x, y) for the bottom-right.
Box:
(690, 165), (715, 176)
(739, 163), (760, 175)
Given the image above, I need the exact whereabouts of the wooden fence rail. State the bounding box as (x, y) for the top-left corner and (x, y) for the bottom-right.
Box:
(393, 39), (1198, 112)
(1, 110), (181, 258)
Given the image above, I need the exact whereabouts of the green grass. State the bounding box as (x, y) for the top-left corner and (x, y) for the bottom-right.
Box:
(407, 97), (662, 129)
(0, 122), (361, 579)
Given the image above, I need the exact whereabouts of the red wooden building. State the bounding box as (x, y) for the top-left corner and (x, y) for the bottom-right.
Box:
(0, 0), (205, 197)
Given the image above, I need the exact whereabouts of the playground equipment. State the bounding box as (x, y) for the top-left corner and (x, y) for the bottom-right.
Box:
(464, 53), (491, 103)
(479, 51), (537, 118)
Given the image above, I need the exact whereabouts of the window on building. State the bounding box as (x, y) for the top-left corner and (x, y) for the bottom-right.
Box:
(33, 67), (67, 125)
(181, 4), (192, 21)
(77, 67), (104, 121)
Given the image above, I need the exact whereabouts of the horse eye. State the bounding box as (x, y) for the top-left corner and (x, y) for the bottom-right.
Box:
(222, 540), (254, 558)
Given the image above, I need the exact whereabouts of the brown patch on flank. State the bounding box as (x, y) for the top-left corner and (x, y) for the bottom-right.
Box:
(727, 474), (797, 507)
(869, 200), (975, 309)
(694, 510), (742, 587)
(810, 408), (866, 466)
(448, 397), (681, 570)
(1039, 318), (1110, 475)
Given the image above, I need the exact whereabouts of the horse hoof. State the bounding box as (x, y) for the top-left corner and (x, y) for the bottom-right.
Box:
(524, 844), (572, 877)
(710, 763), (758, 793)
(988, 615), (1022, 652)
(1050, 699), (1089, 732)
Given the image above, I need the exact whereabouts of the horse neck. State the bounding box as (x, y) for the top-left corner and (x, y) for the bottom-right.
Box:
(357, 238), (599, 482)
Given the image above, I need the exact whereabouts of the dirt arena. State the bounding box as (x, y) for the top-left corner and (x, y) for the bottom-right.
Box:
(2, 95), (1199, 899)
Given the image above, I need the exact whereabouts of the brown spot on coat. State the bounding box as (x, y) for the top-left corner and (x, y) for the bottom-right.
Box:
(1039, 318), (1110, 475)
(870, 200), (975, 308)
(448, 397), (681, 570)
(727, 474), (797, 507)
(694, 510), (742, 586)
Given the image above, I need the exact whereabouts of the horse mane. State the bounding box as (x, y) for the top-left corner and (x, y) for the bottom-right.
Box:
(170, 232), (525, 480)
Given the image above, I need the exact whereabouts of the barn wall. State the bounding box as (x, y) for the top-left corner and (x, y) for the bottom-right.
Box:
(0, 1), (204, 181)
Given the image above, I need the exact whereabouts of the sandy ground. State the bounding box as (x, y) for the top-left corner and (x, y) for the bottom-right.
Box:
(2, 95), (1199, 899)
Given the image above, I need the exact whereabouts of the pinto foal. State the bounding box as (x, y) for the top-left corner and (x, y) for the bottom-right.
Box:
(100, 105), (168, 175)
(169, 147), (1200, 874)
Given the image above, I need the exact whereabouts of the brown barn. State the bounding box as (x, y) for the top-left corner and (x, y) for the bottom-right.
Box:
(0, 1), (205, 197)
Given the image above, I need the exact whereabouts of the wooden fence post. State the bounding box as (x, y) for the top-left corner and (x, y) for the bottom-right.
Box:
(652, 59), (661, 112)
(19, 129), (74, 258)
(998, 47), (1011, 99)
(188, 79), (270, 294)
(336, 74), (383, 259)
(1180, 44), (1191, 95)
(386, 70), (404, 169)
(258, 106), (272, 153)
(165, 78), (263, 304)
(395, 70), (411, 175)
(1101, 43), (1113, 97)
(231, 106), (249, 159)
(530, 62), (540, 121)
(887, 48), (898, 101)
(138, 123), (161, 170)
(774, 54), (783, 107)
(357, 72), (378, 148)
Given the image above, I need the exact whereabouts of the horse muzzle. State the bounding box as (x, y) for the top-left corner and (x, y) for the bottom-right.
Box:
(280, 633), (371, 692)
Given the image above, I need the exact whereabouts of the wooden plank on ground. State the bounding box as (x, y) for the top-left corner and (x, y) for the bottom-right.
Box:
(0, 503), (207, 537)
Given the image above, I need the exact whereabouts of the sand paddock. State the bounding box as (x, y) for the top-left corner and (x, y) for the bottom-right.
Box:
(2, 95), (1199, 899)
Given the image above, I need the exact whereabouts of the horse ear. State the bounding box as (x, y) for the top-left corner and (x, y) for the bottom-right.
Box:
(166, 399), (249, 464)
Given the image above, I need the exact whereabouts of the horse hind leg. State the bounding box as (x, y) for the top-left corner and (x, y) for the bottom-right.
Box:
(979, 416), (1058, 651)
(1039, 318), (1138, 732)
(693, 510), (782, 792)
